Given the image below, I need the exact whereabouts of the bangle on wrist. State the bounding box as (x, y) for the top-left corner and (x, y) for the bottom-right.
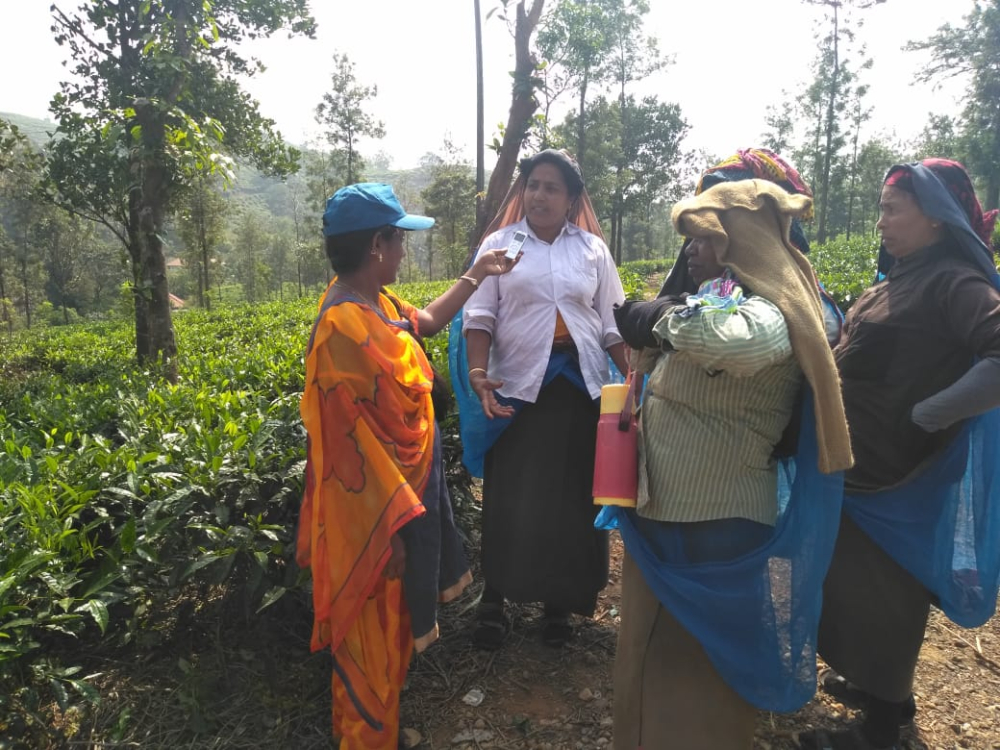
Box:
(460, 275), (479, 289)
(468, 367), (487, 378)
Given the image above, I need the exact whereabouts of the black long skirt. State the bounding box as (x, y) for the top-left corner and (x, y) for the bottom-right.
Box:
(481, 376), (609, 615)
(817, 512), (932, 702)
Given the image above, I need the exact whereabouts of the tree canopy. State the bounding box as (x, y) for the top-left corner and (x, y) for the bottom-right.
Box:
(907, 0), (1000, 210)
(46, 0), (316, 373)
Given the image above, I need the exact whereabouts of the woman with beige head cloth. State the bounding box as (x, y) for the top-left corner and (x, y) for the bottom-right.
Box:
(606, 178), (852, 749)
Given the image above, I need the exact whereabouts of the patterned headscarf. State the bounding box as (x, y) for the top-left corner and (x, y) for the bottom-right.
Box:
(884, 158), (997, 248)
(697, 148), (814, 220)
(878, 158), (998, 280)
(661, 148), (814, 297)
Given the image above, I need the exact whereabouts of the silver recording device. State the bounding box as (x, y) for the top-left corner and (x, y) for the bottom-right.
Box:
(504, 230), (528, 260)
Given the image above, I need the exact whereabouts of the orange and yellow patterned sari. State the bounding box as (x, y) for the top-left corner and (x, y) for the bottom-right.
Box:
(297, 282), (433, 748)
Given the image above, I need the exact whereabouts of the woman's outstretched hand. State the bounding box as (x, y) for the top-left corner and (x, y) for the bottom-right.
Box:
(471, 248), (520, 280)
(469, 370), (515, 419)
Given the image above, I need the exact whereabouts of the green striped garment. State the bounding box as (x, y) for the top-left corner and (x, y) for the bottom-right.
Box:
(637, 297), (802, 526)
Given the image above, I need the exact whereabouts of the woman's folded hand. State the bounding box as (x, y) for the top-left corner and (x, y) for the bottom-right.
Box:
(613, 296), (685, 349)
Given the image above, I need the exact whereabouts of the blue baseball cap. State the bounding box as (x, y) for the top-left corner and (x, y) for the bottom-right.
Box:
(322, 183), (435, 237)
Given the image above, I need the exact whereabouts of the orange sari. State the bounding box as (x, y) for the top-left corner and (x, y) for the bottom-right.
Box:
(297, 282), (433, 748)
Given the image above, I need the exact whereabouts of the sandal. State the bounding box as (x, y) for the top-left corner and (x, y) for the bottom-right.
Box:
(472, 602), (508, 650)
(541, 614), (574, 647)
(818, 669), (916, 726)
(818, 667), (866, 706)
(795, 726), (901, 750)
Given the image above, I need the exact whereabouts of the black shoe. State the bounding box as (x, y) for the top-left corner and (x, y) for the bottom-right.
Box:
(818, 669), (915, 727)
(472, 602), (508, 650)
(541, 614), (573, 647)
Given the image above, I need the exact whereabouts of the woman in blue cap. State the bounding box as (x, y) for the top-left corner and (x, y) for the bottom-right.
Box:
(296, 183), (517, 749)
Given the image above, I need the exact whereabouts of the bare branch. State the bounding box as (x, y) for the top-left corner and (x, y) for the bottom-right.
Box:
(51, 5), (121, 66)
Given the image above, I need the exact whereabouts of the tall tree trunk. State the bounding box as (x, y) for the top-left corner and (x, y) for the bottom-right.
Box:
(615, 88), (628, 264)
(201, 237), (211, 310)
(817, 4), (840, 244)
(610, 212), (617, 265)
(811, 107), (824, 222)
(577, 70), (589, 166)
(198, 194), (208, 308)
(988, 112), (1000, 212)
(427, 228), (435, 281)
(246, 239), (255, 303)
(474, 0), (485, 202)
(471, 0), (546, 252)
(347, 131), (356, 184)
(127, 191), (151, 362)
(18, 253), (30, 329)
(135, 102), (178, 381)
(615, 213), (625, 266)
(846, 115), (861, 240)
(292, 193), (304, 298)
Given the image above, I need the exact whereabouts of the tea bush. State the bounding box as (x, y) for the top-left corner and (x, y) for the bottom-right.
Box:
(0, 302), (314, 727)
(621, 258), (675, 277)
(809, 234), (880, 312)
(0, 262), (781, 730)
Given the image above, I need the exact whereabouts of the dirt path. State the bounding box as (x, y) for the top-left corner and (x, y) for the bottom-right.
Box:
(399, 534), (1000, 750)
(60, 534), (1000, 749)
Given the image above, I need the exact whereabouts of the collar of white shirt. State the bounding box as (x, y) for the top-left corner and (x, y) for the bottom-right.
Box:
(520, 218), (579, 245)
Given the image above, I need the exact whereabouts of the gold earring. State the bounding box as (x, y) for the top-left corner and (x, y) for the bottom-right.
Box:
(378, 252), (383, 262)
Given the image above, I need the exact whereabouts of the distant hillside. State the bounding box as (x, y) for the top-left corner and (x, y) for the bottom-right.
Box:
(1, 110), (480, 221)
(0, 112), (57, 146)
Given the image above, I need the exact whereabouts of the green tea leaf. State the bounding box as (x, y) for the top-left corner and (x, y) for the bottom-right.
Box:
(77, 600), (110, 634)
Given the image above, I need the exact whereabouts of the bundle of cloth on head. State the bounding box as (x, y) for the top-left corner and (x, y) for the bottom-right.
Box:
(600, 179), (851, 712)
(843, 157), (1000, 628)
(448, 149), (605, 477)
(660, 148), (816, 295)
(624, 148), (845, 355)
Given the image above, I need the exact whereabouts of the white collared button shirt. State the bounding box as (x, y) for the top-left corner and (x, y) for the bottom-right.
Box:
(463, 218), (625, 402)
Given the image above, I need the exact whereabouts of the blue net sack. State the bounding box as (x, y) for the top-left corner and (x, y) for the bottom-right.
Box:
(598, 391), (845, 712)
(845, 406), (1000, 628)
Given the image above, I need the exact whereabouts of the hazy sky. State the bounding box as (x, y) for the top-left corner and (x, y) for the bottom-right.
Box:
(0, 1), (970, 170)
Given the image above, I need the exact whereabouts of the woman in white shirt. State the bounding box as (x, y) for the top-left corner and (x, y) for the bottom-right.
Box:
(463, 150), (627, 649)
